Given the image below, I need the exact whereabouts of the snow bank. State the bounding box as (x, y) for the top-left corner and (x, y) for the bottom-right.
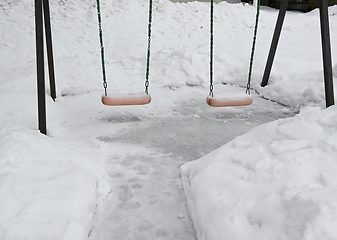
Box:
(0, 128), (111, 240)
(181, 105), (337, 240)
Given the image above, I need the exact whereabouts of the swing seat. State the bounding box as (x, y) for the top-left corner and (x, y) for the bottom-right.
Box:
(102, 92), (151, 106)
(206, 93), (253, 107)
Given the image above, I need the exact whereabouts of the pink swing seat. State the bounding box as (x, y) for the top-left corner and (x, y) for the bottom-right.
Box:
(102, 92), (151, 106)
(206, 94), (253, 107)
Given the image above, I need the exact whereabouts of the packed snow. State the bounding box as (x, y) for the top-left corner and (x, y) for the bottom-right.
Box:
(181, 106), (337, 240)
(0, 0), (336, 239)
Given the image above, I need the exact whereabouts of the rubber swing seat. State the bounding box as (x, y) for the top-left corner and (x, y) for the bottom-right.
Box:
(102, 92), (151, 106)
(206, 93), (253, 107)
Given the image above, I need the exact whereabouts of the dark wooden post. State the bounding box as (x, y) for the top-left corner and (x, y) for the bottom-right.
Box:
(43, 0), (57, 101)
(319, 0), (334, 107)
(260, 0), (289, 87)
(35, 0), (47, 135)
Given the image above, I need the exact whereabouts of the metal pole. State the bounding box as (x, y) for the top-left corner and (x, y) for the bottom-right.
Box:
(35, 0), (47, 135)
(42, 0), (56, 101)
(260, 0), (289, 87)
(319, 0), (334, 107)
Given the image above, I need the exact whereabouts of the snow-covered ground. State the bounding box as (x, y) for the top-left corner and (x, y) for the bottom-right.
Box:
(0, 0), (337, 239)
(181, 105), (337, 240)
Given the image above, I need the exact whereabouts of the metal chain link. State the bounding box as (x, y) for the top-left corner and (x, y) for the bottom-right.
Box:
(96, 0), (108, 96)
(209, 0), (214, 97)
(209, 84), (214, 97)
(145, 0), (153, 95)
(246, 82), (251, 94)
(247, 0), (261, 95)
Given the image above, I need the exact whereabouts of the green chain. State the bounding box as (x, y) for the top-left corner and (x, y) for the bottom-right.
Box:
(209, 0), (214, 97)
(247, 0), (261, 94)
(145, 0), (153, 95)
(96, 0), (107, 96)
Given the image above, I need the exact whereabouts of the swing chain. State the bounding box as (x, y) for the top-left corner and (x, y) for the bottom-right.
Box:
(246, 0), (261, 95)
(103, 79), (107, 90)
(96, 0), (108, 96)
(145, 0), (153, 95)
(209, 84), (214, 97)
(209, 0), (214, 98)
(145, 35), (151, 94)
(246, 82), (250, 94)
(147, 35), (151, 49)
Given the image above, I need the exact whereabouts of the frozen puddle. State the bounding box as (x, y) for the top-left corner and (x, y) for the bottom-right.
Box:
(89, 96), (295, 240)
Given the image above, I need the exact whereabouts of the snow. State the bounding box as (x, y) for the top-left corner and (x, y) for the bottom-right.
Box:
(0, 128), (110, 240)
(181, 106), (337, 240)
(0, 0), (336, 239)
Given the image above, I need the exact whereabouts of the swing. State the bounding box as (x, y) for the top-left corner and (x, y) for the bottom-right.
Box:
(206, 94), (253, 107)
(96, 0), (153, 106)
(206, 0), (261, 107)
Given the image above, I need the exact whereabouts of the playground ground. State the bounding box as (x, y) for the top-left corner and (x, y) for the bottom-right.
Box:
(77, 86), (295, 240)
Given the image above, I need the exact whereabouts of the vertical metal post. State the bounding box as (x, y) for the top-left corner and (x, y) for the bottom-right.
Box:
(43, 0), (57, 101)
(260, 0), (289, 87)
(35, 0), (47, 135)
(319, 0), (334, 107)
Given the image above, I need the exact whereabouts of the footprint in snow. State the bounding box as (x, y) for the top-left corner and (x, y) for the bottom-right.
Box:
(118, 201), (141, 210)
(154, 227), (170, 237)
